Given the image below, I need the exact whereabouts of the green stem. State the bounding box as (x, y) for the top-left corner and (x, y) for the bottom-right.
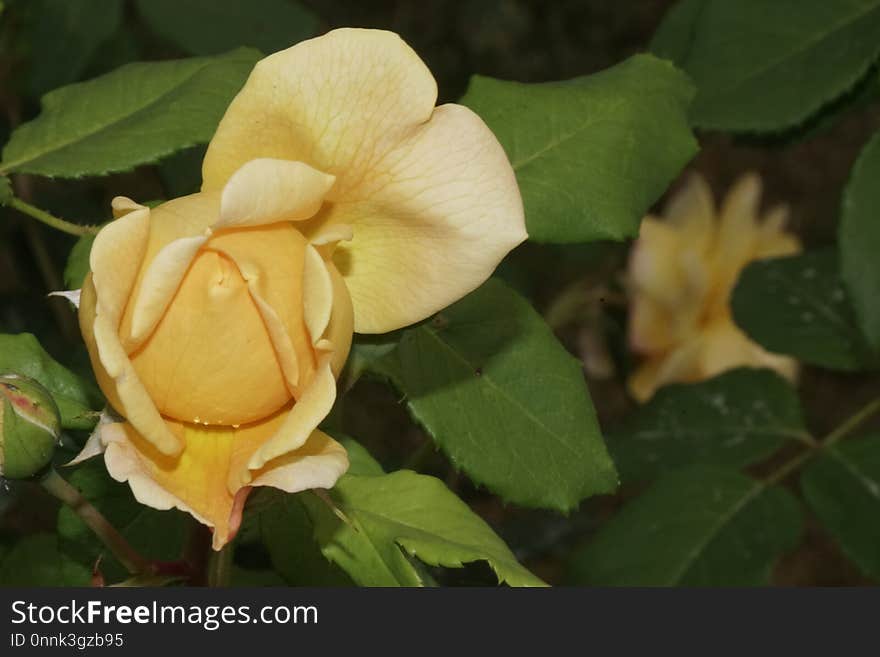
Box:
(821, 396), (880, 449)
(763, 395), (880, 486)
(40, 468), (151, 575)
(7, 196), (98, 237)
(206, 543), (234, 587)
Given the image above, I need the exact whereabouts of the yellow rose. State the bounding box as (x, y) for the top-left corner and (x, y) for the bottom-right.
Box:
(75, 28), (526, 549)
(627, 173), (800, 402)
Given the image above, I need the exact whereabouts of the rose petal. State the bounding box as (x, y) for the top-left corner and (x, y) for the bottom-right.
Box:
(83, 208), (180, 455)
(127, 235), (208, 346)
(250, 429), (348, 492)
(128, 248), (290, 426)
(201, 28), (524, 332)
(627, 339), (704, 402)
(217, 159), (335, 229)
(111, 196), (147, 219)
(101, 421), (237, 550)
(247, 357), (337, 470)
(322, 259), (354, 377)
(100, 418), (349, 550)
(310, 104), (526, 332)
(664, 172), (715, 240)
(202, 28), (437, 194)
(310, 223), (353, 247)
(208, 223), (316, 394)
(302, 244), (333, 345)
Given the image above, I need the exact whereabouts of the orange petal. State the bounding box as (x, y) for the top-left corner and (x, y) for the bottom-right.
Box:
(128, 248), (289, 426)
(208, 223), (316, 393)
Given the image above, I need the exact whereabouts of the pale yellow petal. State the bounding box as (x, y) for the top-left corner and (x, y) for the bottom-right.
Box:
(715, 174), (761, 271)
(80, 278), (123, 414)
(762, 204), (789, 234)
(140, 192), (219, 257)
(310, 104), (526, 332)
(111, 196), (147, 219)
(310, 222), (353, 247)
(719, 172), (762, 240)
(749, 345), (800, 383)
(756, 205), (801, 259)
(629, 218), (688, 307)
(627, 340), (704, 402)
(248, 358), (337, 470)
(629, 295), (678, 354)
(699, 321), (757, 378)
(247, 284), (300, 392)
(250, 429), (349, 492)
(700, 320), (799, 383)
(664, 172), (714, 244)
(202, 28), (437, 194)
(117, 193), (220, 347)
(127, 235), (208, 346)
(323, 259), (354, 377)
(89, 206), (150, 318)
(203, 29), (523, 332)
(217, 159), (335, 229)
(302, 244), (333, 344)
(84, 208), (181, 455)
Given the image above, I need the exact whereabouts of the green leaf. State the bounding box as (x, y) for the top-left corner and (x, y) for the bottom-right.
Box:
(370, 278), (617, 511)
(609, 369), (809, 483)
(258, 494), (354, 586)
(63, 233), (96, 289)
(801, 433), (880, 581)
(0, 533), (91, 586)
(460, 54), (697, 242)
(135, 0), (317, 56)
(569, 466), (803, 586)
(19, 0), (124, 98)
(650, 0), (706, 63)
(651, 0), (880, 131)
(57, 460), (189, 582)
(302, 469), (546, 587)
(0, 333), (101, 429)
(840, 131), (880, 352)
(732, 249), (877, 371)
(1, 48), (260, 178)
(345, 335), (399, 391)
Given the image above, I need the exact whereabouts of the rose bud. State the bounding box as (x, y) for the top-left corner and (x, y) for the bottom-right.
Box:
(0, 373), (61, 479)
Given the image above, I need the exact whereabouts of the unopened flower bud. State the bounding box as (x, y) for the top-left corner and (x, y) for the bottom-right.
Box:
(0, 373), (61, 479)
